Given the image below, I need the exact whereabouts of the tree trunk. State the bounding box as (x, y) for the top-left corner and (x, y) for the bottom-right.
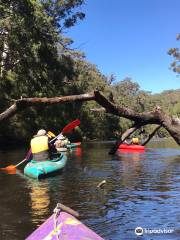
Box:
(93, 91), (180, 146)
(0, 90), (180, 149)
(109, 125), (141, 154)
(142, 125), (162, 146)
(0, 92), (95, 121)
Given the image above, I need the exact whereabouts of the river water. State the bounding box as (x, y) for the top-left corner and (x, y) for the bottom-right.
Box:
(0, 139), (179, 240)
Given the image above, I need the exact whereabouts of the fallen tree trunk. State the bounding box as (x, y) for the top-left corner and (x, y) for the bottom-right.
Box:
(141, 125), (162, 146)
(0, 92), (95, 121)
(93, 91), (180, 146)
(0, 91), (180, 151)
(109, 125), (162, 154)
(109, 125), (141, 154)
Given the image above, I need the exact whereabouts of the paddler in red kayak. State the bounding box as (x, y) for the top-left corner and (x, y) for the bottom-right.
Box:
(124, 137), (139, 145)
(131, 137), (139, 145)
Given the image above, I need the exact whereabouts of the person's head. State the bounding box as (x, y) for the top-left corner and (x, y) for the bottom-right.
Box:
(132, 137), (139, 144)
(37, 129), (47, 136)
(57, 134), (66, 140)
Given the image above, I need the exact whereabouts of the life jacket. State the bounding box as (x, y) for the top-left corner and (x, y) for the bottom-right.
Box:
(31, 135), (49, 161)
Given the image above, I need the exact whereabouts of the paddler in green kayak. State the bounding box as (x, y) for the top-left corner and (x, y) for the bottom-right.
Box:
(54, 134), (70, 149)
(31, 129), (56, 161)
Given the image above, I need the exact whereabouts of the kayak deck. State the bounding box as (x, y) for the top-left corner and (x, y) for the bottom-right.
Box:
(26, 211), (104, 240)
(24, 154), (67, 179)
(119, 143), (145, 150)
(67, 142), (81, 148)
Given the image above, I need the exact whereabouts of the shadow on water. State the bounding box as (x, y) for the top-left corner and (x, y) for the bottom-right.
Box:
(0, 140), (180, 239)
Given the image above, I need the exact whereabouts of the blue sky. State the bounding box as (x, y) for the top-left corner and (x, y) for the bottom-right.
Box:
(67, 0), (180, 93)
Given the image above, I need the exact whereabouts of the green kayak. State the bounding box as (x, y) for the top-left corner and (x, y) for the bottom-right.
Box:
(24, 154), (67, 179)
(67, 142), (81, 149)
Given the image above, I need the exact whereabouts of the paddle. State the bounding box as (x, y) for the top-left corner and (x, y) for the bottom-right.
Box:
(49, 119), (81, 143)
(54, 203), (79, 218)
(1, 119), (80, 172)
(1, 149), (32, 172)
(47, 131), (56, 138)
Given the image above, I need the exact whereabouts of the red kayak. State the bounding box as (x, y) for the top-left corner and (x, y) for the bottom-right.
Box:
(118, 143), (145, 150)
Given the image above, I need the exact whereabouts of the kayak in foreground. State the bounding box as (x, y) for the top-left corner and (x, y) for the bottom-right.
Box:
(26, 205), (104, 240)
(24, 154), (67, 179)
(118, 143), (145, 150)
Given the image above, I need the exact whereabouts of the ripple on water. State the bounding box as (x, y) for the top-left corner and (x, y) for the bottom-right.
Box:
(0, 141), (179, 239)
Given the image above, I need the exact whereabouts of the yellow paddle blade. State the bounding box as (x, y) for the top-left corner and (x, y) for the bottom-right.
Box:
(47, 131), (56, 138)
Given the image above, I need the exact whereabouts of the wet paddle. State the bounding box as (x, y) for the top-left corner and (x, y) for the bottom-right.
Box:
(49, 119), (81, 143)
(1, 149), (32, 172)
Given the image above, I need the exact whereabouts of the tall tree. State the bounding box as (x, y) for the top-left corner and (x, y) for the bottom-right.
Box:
(0, 0), (85, 100)
(0, 0), (85, 140)
(168, 33), (180, 74)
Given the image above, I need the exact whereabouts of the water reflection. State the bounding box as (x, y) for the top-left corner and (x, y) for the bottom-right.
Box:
(74, 147), (82, 157)
(27, 180), (51, 224)
(0, 140), (180, 240)
(70, 147), (82, 163)
(116, 150), (146, 189)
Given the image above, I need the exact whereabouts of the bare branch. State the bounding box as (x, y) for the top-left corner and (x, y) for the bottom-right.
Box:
(0, 92), (95, 121)
(0, 90), (180, 148)
(109, 124), (141, 154)
(94, 91), (180, 145)
(94, 91), (161, 124)
(90, 107), (106, 112)
(142, 125), (162, 146)
(0, 103), (18, 121)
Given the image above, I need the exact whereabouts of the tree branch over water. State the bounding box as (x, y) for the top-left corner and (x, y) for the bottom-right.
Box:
(0, 91), (180, 148)
(0, 92), (95, 121)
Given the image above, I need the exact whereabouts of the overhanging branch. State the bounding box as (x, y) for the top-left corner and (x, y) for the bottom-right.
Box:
(0, 90), (180, 147)
(109, 124), (142, 154)
(142, 125), (162, 146)
(0, 92), (95, 121)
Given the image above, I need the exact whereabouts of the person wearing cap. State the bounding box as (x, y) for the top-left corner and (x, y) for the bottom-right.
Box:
(30, 129), (52, 161)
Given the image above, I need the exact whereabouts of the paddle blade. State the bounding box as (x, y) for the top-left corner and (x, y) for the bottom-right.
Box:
(1, 165), (16, 174)
(47, 131), (56, 138)
(1, 165), (16, 170)
(62, 119), (80, 134)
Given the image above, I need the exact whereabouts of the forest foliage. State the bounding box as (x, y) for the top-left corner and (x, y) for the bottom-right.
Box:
(0, 1), (179, 143)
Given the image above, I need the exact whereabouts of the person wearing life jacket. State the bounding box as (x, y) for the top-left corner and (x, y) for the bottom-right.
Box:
(131, 137), (139, 145)
(31, 129), (50, 161)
